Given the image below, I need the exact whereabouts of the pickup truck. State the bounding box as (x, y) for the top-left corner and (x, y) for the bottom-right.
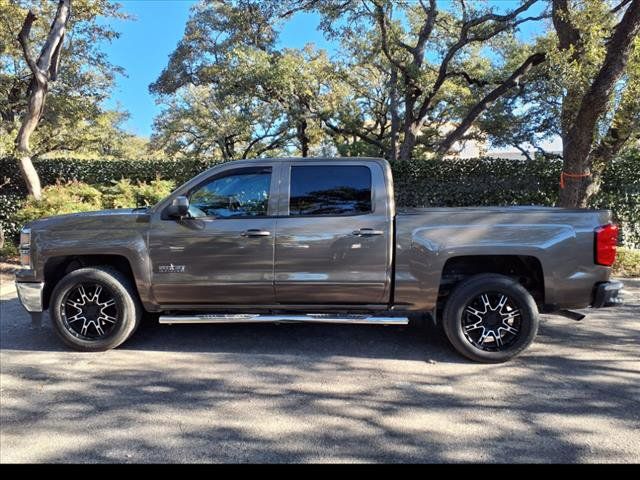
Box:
(15, 157), (623, 362)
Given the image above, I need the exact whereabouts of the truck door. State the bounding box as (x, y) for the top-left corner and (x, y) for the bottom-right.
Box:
(274, 161), (392, 305)
(149, 166), (276, 305)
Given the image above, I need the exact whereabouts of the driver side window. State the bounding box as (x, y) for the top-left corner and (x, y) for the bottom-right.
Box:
(189, 167), (272, 219)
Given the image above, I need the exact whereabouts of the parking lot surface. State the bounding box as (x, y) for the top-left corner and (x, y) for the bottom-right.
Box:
(1, 279), (638, 463)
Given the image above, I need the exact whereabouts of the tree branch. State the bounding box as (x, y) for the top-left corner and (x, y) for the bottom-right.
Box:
(445, 70), (491, 87)
(416, 0), (543, 122)
(323, 119), (384, 150)
(373, 2), (411, 76)
(612, 0), (632, 14)
(436, 52), (546, 155)
(514, 144), (534, 161)
(17, 11), (45, 83)
(49, 32), (65, 81)
(552, 0), (581, 51)
(241, 126), (290, 159)
(567, 0), (640, 147)
(36, 0), (71, 77)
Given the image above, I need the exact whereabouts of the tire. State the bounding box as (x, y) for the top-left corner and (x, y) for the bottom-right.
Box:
(50, 266), (142, 352)
(442, 273), (539, 363)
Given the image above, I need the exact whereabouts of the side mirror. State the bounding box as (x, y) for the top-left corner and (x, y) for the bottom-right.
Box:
(167, 195), (190, 219)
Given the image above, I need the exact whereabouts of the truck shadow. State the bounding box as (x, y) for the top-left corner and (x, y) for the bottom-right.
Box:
(2, 294), (638, 463)
(128, 318), (461, 363)
(2, 295), (638, 363)
(1, 297), (460, 363)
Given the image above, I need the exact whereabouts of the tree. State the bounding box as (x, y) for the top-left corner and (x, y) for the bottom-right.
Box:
(551, 0), (640, 207)
(152, 0), (550, 162)
(151, 82), (295, 160)
(14, 0), (71, 199)
(150, 1), (337, 159)
(285, 0), (549, 160)
(1, 0), (130, 195)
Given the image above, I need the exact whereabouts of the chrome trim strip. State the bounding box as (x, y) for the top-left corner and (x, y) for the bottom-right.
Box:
(15, 282), (44, 313)
(159, 314), (408, 325)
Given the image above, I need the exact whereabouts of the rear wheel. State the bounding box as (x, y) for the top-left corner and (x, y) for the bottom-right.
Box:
(442, 274), (539, 363)
(50, 266), (141, 351)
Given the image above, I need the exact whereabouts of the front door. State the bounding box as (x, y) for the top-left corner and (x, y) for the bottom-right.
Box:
(274, 162), (392, 305)
(149, 166), (276, 306)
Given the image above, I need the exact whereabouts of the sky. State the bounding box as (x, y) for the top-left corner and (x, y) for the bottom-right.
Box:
(102, 0), (555, 150)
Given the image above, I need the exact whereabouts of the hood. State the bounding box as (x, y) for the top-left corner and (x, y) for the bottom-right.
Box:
(27, 208), (149, 232)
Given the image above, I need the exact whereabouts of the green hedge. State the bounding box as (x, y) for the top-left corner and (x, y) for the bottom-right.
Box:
(1, 153), (638, 246)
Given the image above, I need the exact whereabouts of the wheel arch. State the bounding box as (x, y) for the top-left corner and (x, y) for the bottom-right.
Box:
(43, 254), (142, 311)
(437, 255), (545, 313)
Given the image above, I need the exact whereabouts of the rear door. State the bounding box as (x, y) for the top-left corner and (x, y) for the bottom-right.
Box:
(274, 161), (392, 305)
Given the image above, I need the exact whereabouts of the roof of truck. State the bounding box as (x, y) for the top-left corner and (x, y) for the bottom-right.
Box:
(224, 156), (388, 163)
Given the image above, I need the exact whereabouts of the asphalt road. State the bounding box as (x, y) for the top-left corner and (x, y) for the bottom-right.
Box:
(1, 280), (639, 463)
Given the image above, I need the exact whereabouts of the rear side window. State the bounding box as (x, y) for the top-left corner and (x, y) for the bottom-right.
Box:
(289, 165), (372, 216)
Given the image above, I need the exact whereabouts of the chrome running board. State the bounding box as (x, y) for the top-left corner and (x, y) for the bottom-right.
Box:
(159, 313), (408, 326)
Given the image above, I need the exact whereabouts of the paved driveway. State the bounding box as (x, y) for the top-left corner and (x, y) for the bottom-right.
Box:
(1, 279), (638, 463)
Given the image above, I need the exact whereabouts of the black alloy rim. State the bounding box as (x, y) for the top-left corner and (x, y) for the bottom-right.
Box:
(60, 283), (120, 340)
(461, 292), (522, 352)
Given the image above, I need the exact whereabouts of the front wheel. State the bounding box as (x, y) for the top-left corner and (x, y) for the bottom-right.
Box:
(50, 266), (141, 352)
(442, 274), (539, 363)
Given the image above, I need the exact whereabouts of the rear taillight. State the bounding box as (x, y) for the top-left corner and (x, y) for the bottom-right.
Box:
(595, 224), (618, 266)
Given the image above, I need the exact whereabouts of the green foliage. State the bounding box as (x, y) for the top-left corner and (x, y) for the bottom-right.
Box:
(0, 0), (146, 160)
(590, 149), (640, 248)
(0, 157), (213, 196)
(150, 0), (553, 160)
(1, 153), (637, 247)
(101, 178), (176, 209)
(0, 194), (24, 246)
(3, 176), (177, 241)
(15, 181), (104, 226)
(612, 248), (640, 278)
(0, 241), (18, 260)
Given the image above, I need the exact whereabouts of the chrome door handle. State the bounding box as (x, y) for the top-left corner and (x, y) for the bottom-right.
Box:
(241, 229), (271, 237)
(352, 228), (384, 236)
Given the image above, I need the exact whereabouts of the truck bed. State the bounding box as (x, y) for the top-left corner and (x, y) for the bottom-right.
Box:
(393, 206), (613, 311)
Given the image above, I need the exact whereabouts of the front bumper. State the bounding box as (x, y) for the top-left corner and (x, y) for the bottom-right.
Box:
(592, 280), (623, 308)
(15, 282), (45, 312)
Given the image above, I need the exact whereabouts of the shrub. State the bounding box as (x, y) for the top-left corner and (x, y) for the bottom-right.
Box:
(15, 181), (103, 227)
(125, 178), (175, 207)
(0, 194), (24, 245)
(0, 158), (214, 197)
(612, 247), (640, 278)
(0, 242), (18, 260)
(101, 178), (175, 209)
(1, 152), (638, 246)
(100, 178), (138, 209)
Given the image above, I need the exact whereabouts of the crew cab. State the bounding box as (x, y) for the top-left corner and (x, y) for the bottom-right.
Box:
(15, 157), (623, 362)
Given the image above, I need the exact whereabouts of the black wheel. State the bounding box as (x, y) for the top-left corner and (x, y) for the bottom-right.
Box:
(50, 267), (142, 351)
(442, 274), (539, 363)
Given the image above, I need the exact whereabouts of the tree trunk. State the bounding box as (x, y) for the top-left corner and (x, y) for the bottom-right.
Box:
(557, 148), (593, 207)
(15, 0), (72, 200)
(297, 118), (309, 157)
(556, 0), (640, 207)
(15, 81), (47, 199)
(387, 67), (400, 161)
(398, 124), (418, 161)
